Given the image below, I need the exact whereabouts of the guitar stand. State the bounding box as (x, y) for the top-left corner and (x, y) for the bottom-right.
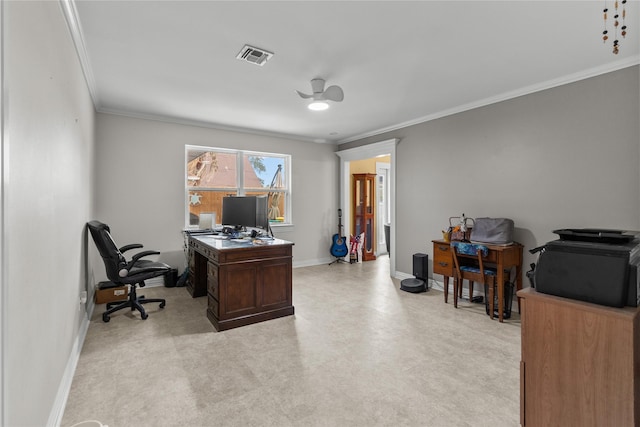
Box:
(328, 256), (349, 265)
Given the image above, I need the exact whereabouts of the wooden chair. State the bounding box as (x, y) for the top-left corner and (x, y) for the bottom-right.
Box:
(450, 242), (498, 319)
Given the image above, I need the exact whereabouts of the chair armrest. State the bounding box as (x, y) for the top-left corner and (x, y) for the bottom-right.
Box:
(119, 243), (143, 253)
(131, 250), (160, 262)
(118, 250), (162, 277)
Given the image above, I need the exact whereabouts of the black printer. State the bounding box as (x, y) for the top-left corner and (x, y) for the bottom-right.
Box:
(531, 229), (640, 308)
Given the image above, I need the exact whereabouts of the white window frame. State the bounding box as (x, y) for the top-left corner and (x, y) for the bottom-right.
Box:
(185, 145), (292, 229)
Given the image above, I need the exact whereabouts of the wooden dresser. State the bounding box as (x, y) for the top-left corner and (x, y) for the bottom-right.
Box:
(188, 234), (294, 331)
(518, 288), (640, 426)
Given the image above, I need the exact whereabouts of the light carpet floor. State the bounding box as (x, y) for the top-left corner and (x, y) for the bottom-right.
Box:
(62, 258), (521, 427)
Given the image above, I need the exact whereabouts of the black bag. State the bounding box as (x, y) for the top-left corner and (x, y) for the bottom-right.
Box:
(470, 218), (514, 244)
(175, 269), (188, 287)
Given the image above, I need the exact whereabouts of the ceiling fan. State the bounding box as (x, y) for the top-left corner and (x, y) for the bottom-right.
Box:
(296, 78), (344, 111)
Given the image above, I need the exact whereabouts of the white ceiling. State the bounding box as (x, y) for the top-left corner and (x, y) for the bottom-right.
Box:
(68, 1), (639, 144)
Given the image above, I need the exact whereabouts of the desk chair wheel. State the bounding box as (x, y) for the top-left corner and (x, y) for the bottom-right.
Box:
(103, 313), (110, 323)
(141, 312), (148, 320)
(160, 301), (166, 309)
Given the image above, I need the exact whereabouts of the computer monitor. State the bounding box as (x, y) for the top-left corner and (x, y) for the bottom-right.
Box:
(255, 195), (269, 232)
(221, 196), (256, 230)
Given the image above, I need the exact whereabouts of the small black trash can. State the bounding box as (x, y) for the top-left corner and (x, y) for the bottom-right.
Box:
(164, 268), (178, 287)
(484, 281), (514, 319)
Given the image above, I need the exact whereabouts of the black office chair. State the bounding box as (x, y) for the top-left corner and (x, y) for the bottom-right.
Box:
(87, 220), (170, 322)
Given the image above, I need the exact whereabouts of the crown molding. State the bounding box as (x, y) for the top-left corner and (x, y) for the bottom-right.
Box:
(335, 138), (398, 161)
(97, 107), (330, 145)
(59, 0), (99, 109)
(337, 56), (640, 145)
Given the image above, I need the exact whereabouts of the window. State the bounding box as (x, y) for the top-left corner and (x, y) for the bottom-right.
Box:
(185, 145), (291, 229)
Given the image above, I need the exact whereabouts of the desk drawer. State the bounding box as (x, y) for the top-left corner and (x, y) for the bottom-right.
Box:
(189, 239), (219, 263)
(187, 269), (196, 298)
(188, 248), (195, 271)
(433, 242), (453, 276)
(207, 262), (219, 299)
(482, 250), (498, 263)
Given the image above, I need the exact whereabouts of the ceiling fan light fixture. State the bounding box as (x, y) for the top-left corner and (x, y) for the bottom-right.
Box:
(298, 78), (343, 111)
(308, 101), (329, 111)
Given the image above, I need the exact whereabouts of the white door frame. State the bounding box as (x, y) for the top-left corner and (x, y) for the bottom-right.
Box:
(336, 138), (398, 276)
(1, 1), (6, 423)
(376, 161), (390, 256)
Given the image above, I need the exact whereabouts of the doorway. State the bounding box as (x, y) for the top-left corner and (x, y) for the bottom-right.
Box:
(336, 138), (398, 276)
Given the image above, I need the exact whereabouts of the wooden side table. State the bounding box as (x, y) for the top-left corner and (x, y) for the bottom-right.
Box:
(518, 288), (640, 426)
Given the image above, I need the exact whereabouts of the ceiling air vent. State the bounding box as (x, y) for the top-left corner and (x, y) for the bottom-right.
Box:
(236, 45), (273, 66)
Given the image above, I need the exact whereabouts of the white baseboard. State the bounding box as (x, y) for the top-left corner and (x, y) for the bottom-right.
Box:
(430, 277), (519, 305)
(294, 257), (347, 268)
(50, 276), (163, 425)
(48, 312), (90, 427)
(144, 277), (165, 287)
(395, 271), (414, 281)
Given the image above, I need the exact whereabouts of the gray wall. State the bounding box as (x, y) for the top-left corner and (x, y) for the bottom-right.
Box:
(3, 2), (638, 424)
(340, 66), (640, 280)
(93, 113), (339, 281)
(4, 1), (96, 425)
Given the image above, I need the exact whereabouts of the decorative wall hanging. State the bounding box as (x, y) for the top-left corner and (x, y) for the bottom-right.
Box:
(603, 0), (628, 54)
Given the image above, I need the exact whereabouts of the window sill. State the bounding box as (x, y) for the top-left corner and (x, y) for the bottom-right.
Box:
(270, 223), (294, 233)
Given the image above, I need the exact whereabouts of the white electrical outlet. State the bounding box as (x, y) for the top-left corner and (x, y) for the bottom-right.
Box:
(80, 290), (87, 304)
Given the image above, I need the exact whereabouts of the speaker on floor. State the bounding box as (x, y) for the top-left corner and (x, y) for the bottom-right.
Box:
(401, 253), (428, 293)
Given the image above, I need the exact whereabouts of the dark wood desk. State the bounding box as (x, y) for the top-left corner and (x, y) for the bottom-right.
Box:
(432, 239), (523, 322)
(188, 234), (294, 331)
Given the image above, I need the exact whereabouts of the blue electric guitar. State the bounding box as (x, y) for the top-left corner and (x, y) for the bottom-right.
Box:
(330, 209), (349, 258)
